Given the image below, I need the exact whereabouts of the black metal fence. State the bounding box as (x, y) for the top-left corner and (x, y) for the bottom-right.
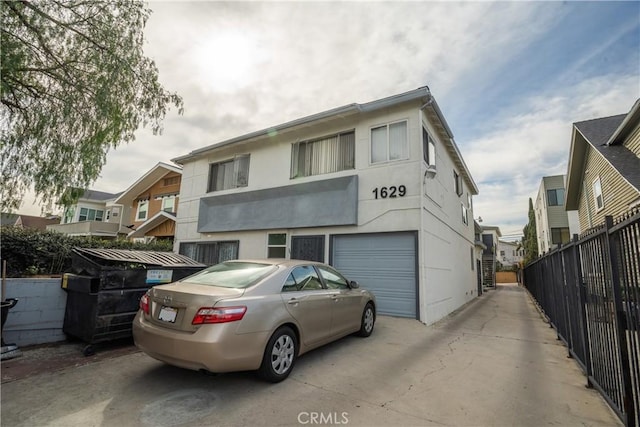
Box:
(523, 208), (640, 427)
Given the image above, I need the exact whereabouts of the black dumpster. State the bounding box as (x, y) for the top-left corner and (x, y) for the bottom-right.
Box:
(62, 248), (205, 354)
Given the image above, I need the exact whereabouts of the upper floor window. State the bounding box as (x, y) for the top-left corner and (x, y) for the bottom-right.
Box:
(371, 120), (408, 164)
(291, 131), (355, 178)
(454, 171), (463, 196)
(156, 194), (176, 213)
(136, 199), (148, 221)
(79, 207), (104, 222)
(551, 227), (570, 245)
(208, 155), (250, 192)
(593, 177), (604, 211)
(546, 188), (565, 206)
(422, 127), (436, 167)
(461, 203), (469, 225)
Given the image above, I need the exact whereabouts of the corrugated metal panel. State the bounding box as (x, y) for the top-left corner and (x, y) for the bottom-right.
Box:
(73, 248), (205, 267)
(332, 233), (417, 318)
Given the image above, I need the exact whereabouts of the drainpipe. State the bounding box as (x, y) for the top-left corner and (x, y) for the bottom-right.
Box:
(418, 95), (435, 323)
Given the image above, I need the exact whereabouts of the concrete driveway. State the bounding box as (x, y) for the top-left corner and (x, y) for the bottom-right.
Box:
(1, 284), (621, 426)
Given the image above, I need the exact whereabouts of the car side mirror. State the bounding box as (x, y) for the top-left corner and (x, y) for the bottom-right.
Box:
(349, 280), (359, 289)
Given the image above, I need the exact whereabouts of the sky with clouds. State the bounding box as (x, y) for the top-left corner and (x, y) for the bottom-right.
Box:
(19, 1), (640, 240)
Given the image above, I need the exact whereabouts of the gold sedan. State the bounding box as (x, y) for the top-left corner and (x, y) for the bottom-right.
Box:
(133, 259), (376, 382)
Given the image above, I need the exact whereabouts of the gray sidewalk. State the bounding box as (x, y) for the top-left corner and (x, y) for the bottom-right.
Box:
(1, 283), (621, 426)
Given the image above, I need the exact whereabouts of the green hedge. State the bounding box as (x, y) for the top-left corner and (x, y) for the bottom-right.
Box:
(0, 226), (173, 277)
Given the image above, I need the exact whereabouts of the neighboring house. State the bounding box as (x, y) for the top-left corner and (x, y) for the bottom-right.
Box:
(47, 189), (128, 237)
(112, 162), (182, 243)
(480, 225), (501, 288)
(1, 213), (60, 231)
(566, 99), (640, 232)
(534, 175), (580, 253)
(497, 240), (523, 268)
(172, 86), (479, 325)
(47, 162), (182, 241)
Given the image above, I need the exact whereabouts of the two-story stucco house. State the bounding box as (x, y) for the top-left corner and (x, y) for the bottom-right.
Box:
(566, 99), (640, 232)
(534, 175), (580, 253)
(172, 87), (479, 324)
(497, 240), (523, 269)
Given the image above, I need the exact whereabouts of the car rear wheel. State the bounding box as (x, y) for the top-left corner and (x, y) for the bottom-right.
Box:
(258, 326), (297, 383)
(357, 303), (375, 337)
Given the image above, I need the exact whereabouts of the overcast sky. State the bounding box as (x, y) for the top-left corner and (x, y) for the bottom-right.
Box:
(20, 1), (640, 240)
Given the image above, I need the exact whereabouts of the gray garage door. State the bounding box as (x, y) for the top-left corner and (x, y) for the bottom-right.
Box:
(331, 233), (417, 318)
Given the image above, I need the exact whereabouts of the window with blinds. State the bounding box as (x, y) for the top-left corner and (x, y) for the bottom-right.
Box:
(371, 120), (408, 164)
(290, 131), (355, 178)
(208, 155), (250, 192)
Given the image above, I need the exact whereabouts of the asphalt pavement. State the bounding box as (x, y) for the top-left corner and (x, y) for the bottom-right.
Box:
(1, 283), (621, 426)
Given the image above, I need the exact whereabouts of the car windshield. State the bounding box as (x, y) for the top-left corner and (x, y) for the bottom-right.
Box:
(182, 262), (277, 288)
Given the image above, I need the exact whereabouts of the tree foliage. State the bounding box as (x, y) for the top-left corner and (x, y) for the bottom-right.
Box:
(1, 0), (183, 212)
(522, 197), (539, 265)
(1, 226), (173, 277)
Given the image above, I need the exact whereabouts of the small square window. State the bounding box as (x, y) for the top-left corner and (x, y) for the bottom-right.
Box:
(268, 233), (287, 258)
(546, 188), (565, 206)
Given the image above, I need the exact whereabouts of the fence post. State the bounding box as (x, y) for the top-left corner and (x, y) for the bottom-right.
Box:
(572, 234), (592, 384)
(605, 216), (635, 427)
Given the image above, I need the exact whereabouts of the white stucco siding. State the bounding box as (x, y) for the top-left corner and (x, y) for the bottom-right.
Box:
(173, 95), (478, 324)
(418, 107), (476, 325)
(421, 209), (476, 324)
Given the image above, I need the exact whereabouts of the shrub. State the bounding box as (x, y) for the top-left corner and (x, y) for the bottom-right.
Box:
(0, 226), (173, 277)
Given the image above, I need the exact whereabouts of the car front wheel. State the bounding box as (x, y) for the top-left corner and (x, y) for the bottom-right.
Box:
(258, 326), (298, 383)
(357, 303), (375, 337)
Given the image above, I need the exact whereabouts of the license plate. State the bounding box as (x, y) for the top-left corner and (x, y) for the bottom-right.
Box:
(158, 306), (178, 323)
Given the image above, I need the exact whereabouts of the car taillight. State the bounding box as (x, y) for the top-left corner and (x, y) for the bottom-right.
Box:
(140, 293), (150, 315)
(192, 306), (247, 325)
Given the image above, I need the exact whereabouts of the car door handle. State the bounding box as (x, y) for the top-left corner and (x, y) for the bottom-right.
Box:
(287, 298), (299, 305)
(329, 294), (339, 301)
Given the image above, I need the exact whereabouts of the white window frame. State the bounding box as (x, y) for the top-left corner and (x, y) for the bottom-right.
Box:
(208, 154), (250, 192)
(461, 202), (468, 225)
(592, 177), (604, 212)
(78, 207), (104, 222)
(370, 120), (409, 164)
(156, 195), (176, 213)
(422, 126), (436, 168)
(267, 233), (287, 258)
(291, 130), (355, 178)
(136, 199), (149, 221)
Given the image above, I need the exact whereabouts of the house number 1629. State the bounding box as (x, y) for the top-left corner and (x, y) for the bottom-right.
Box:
(372, 185), (407, 199)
